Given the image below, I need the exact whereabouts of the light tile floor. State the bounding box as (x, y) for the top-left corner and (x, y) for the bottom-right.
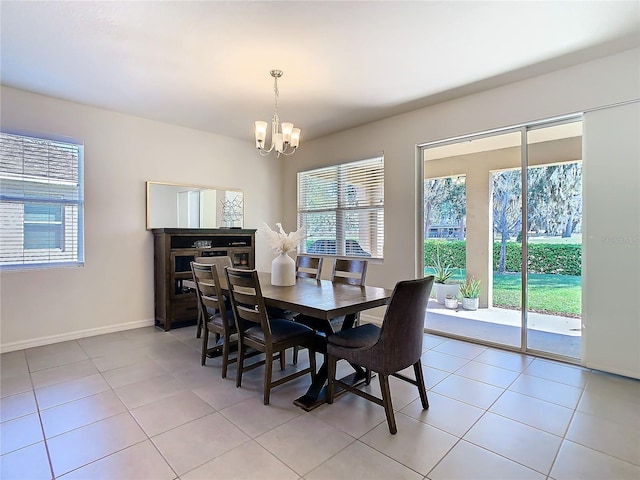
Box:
(1, 325), (639, 479)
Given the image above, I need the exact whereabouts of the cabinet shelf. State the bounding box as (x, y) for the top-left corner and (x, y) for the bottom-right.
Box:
(153, 228), (256, 331)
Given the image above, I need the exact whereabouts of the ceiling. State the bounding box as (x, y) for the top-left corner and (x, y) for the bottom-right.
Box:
(1, 1), (639, 143)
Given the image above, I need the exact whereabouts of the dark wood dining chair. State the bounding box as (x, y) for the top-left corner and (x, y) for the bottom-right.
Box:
(295, 255), (324, 279)
(293, 257), (369, 364)
(193, 255), (233, 338)
(191, 261), (237, 377)
(290, 255), (323, 363)
(331, 258), (368, 286)
(326, 275), (435, 434)
(330, 258), (368, 329)
(224, 267), (318, 405)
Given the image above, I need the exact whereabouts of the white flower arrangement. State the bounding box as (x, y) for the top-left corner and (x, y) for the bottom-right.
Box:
(262, 222), (305, 254)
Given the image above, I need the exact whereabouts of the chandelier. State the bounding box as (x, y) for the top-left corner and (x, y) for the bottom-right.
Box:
(254, 70), (300, 157)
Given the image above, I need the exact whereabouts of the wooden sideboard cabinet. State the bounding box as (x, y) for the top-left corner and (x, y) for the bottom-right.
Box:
(153, 228), (256, 331)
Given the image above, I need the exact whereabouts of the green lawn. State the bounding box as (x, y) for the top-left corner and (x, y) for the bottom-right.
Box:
(425, 268), (582, 316)
(493, 272), (581, 317)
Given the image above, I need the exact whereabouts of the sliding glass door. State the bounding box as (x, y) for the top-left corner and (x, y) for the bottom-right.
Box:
(421, 117), (583, 361)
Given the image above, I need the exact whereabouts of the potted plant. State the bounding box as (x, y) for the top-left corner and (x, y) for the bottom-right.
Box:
(444, 294), (458, 309)
(459, 277), (481, 310)
(431, 247), (460, 304)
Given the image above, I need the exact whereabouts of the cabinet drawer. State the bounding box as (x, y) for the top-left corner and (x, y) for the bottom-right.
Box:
(171, 300), (199, 321)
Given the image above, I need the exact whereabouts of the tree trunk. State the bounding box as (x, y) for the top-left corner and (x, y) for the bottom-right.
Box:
(458, 217), (465, 240)
(499, 232), (507, 273)
(562, 214), (573, 238)
(424, 202), (432, 238)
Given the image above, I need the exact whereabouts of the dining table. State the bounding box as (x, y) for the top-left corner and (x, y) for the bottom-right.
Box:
(185, 271), (393, 411)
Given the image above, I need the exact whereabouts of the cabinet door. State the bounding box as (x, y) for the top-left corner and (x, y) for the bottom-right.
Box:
(229, 248), (253, 269)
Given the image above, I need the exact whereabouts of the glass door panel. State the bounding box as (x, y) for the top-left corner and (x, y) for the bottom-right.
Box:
(424, 130), (523, 347)
(491, 166), (523, 349)
(525, 121), (583, 358)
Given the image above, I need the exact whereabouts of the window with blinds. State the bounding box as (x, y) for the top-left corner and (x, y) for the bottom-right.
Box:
(297, 155), (384, 259)
(0, 132), (84, 269)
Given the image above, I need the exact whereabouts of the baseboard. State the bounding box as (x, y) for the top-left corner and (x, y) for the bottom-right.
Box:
(584, 360), (640, 381)
(0, 318), (156, 354)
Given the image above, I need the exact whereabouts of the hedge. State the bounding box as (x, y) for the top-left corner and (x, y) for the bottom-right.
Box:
(424, 240), (581, 276)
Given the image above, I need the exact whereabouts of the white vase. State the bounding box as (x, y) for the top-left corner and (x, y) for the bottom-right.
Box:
(271, 252), (295, 286)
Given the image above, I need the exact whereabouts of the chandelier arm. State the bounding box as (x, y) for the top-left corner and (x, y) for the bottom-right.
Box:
(257, 143), (275, 155)
(279, 146), (298, 156)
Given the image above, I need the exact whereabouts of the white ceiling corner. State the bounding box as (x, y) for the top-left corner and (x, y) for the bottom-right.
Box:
(1, 1), (638, 142)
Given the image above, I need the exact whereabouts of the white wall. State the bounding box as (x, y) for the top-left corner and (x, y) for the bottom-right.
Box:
(284, 48), (640, 377)
(583, 102), (640, 378)
(0, 86), (282, 351)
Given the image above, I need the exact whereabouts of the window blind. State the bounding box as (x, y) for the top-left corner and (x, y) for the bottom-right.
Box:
(297, 155), (384, 259)
(0, 132), (84, 269)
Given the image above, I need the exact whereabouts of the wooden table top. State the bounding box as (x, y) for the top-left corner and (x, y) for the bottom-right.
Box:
(185, 272), (392, 321)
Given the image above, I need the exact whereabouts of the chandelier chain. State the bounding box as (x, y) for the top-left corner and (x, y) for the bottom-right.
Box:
(273, 76), (279, 117)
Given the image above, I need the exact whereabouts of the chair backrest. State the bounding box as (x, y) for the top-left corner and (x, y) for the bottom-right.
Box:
(194, 255), (233, 270)
(295, 255), (324, 279)
(224, 267), (272, 340)
(191, 261), (230, 329)
(376, 275), (434, 373)
(331, 258), (368, 286)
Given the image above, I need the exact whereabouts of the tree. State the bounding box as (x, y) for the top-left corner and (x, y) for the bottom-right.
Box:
(527, 162), (582, 237)
(424, 176), (466, 239)
(492, 170), (521, 272)
(545, 163), (582, 237)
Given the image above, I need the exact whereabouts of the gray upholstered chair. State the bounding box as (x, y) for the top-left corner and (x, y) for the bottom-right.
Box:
(326, 275), (434, 434)
(224, 267), (317, 405)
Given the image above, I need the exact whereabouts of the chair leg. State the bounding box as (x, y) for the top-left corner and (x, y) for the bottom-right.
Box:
(264, 348), (274, 405)
(413, 361), (429, 410)
(293, 346), (299, 364)
(280, 350), (286, 371)
(236, 342), (245, 388)
(378, 374), (397, 434)
(196, 309), (203, 339)
(200, 324), (208, 366)
(326, 354), (337, 404)
(365, 368), (372, 385)
(221, 336), (230, 379)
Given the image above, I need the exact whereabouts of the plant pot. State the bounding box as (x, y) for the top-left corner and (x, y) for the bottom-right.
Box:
(444, 296), (458, 309)
(434, 283), (460, 304)
(462, 297), (479, 311)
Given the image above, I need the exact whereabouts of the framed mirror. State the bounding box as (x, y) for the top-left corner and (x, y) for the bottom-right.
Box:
(146, 181), (244, 229)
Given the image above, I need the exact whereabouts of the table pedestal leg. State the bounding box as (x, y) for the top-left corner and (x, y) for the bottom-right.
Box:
(293, 313), (367, 411)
